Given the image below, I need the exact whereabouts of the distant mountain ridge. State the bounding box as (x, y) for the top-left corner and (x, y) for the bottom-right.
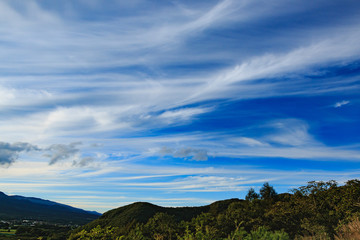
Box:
(0, 191), (101, 225)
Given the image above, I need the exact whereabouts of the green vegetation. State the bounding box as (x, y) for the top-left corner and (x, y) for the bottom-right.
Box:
(0, 228), (15, 235)
(68, 180), (360, 239)
(0, 229), (16, 240)
(15, 225), (72, 240)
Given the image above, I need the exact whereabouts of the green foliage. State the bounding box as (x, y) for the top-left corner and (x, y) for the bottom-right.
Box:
(15, 225), (72, 240)
(144, 212), (177, 240)
(0, 229), (15, 234)
(227, 225), (247, 240)
(245, 188), (260, 201)
(260, 182), (277, 200)
(68, 225), (120, 240)
(124, 224), (146, 240)
(243, 226), (290, 240)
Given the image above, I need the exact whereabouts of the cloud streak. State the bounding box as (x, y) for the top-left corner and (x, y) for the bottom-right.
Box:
(334, 100), (350, 108)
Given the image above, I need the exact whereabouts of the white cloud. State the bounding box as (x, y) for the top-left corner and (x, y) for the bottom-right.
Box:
(158, 107), (211, 125)
(43, 106), (122, 133)
(233, 137), (267, 147)
(0, 86), (15, 106)
(265, 119), (317, 147)
(0, 84), (52, 110)
(334, 100), (350, 108)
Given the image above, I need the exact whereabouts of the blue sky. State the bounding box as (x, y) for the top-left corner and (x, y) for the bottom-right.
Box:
(0, 0), (360, 213)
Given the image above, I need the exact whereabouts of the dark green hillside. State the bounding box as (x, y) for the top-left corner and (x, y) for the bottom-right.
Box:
(83, 202), (167, 231)
(77, 198), (241, 234)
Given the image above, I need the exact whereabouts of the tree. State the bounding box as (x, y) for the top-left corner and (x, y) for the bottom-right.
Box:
(245, 188), (260, 201)
(145, 212), (177, 240)
(260, 182), (277, 200)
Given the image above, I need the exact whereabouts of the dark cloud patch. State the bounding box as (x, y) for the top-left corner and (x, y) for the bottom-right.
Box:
(90, 143), (102, 148)
(159, 146), (208, 161)
(0, 142), (39, 167)
(0, 141), (97, 168)
(72, 156), (95, 167)
(45, 142), (82, 165)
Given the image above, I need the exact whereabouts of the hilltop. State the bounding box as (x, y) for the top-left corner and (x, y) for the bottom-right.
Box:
(78, 198), (241, 233)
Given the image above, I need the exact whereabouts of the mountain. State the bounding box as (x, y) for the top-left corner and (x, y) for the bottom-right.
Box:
(0, 191), (101, 225)
(78, 198), (241, 232)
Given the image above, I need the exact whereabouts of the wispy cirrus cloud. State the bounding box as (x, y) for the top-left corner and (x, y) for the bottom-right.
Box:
(334, 100), (350, 108)
(265, 119), (317, 147)
(0, 0), (359, 146)
(190, 30), (360, 102)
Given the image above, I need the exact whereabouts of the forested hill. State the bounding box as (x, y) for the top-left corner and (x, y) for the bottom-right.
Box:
(0, 191), (101, 225)
(70, 180), (360, 239)
(78, 198), (241, 232)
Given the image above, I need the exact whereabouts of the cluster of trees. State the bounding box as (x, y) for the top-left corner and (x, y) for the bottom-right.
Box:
(0, 225), (73, 240)
(68, 179), (360, 240)
(15, 225), (72, 240)
(69, 224), (290, 240)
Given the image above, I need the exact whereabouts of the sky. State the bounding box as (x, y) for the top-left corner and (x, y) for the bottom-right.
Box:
(0, 0), (360, 213)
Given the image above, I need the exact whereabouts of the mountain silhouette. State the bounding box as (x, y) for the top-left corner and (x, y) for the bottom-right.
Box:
(0, 191), (100, 225)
